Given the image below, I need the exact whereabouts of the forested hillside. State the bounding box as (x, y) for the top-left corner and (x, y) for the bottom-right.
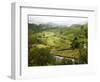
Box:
(28, 23), (88, 66)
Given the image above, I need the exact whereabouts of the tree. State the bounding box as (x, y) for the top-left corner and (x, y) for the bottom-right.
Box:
(28, 47), (55, 66)
(70, 25), (88, 64)
(71, 37), (80, 49)
(78, 48), (88, 64)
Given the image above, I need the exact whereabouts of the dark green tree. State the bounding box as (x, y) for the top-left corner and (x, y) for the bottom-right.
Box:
(28, 47), (55, 66)
(71, 37), (80, 49)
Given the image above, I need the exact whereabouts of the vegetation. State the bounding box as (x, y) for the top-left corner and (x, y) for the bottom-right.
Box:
(28, 23), (88, 66)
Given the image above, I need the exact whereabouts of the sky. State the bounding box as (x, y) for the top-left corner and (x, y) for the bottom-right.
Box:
(28, 15), (88, 26)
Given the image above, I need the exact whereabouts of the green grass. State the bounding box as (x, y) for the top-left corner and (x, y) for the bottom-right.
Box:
(53, 49), (80, 59)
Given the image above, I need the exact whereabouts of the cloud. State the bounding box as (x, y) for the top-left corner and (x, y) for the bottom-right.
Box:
(28, 15), (88, 26)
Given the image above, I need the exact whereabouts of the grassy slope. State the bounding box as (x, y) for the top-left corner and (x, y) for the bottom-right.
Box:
(28, 23), (87, 59)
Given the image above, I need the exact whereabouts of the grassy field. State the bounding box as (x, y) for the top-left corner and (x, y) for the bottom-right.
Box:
(53, 49), (80, 59)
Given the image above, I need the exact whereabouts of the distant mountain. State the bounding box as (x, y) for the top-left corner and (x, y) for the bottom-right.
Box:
(28, 23), (87, 33)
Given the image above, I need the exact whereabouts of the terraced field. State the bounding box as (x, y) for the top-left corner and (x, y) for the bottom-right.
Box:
(28, 23), (88, 66)
(53, 49), (80, 59)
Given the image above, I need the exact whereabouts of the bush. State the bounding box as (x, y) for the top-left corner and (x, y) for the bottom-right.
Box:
(28, 47), (55, 66)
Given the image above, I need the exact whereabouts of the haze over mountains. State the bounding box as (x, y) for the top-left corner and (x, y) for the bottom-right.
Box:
(28, 16), (88, 27)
